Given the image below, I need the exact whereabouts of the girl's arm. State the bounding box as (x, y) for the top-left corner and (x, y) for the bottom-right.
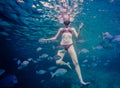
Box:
(39, 28), (62, 42)
(72, 23), (84, 38)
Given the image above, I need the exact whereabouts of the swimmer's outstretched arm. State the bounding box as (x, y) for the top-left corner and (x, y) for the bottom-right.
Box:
(39, 28), (61, 41)
(72, 23), (84, 38)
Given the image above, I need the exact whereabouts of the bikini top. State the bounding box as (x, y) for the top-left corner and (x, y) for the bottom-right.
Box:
(61, 27), (73, 34)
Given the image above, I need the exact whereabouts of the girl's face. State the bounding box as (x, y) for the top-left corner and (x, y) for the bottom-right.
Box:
(64, 21), (70, 26)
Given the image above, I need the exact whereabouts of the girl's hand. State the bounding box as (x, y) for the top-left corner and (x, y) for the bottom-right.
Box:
(79, 23), (84, 29)
(39, 38), (48, 42)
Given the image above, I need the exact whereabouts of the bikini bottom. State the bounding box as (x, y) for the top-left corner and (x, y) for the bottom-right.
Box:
(61, 43), (73, 51)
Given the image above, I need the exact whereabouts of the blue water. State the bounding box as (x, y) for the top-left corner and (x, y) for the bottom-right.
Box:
(0, 0), (120, 88)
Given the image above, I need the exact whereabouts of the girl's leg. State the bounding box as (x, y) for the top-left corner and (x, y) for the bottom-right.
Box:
(56, 49), (71, 69)
(68, 45), (90, 85)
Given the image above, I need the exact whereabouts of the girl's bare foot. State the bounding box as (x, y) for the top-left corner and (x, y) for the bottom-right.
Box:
(81, 81), (90, 85)
(66, 62), (72, 69)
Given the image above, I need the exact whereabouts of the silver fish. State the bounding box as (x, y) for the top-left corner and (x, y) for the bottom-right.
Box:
(0, 69), (5, 76)
(36, 70), (47, 75)
(50, 68), (67, 78)
(48, 66), (57, 71)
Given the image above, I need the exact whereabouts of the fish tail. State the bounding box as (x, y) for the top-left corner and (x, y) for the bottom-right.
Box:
(50, 72), (54, 78)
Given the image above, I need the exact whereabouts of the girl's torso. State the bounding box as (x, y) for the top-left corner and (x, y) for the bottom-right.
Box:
(60, 27), (73, 45)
